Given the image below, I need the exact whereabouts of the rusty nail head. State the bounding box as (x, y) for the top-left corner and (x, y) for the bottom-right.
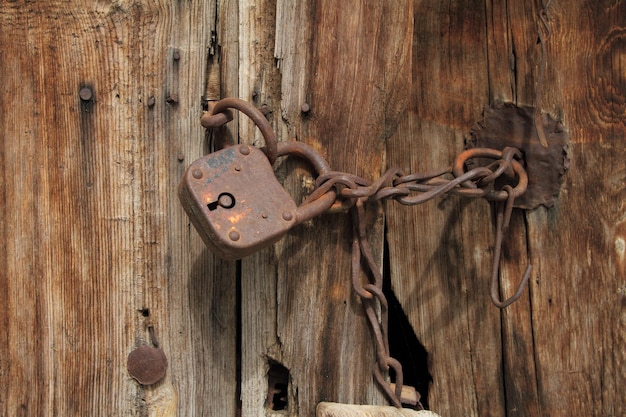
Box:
(239, 145), (250, 155)
(282, 212), (293, 221)
(173, 50), (181, 61)
(192, 169), (203, 179)
(79, 87), (93, 101)
(166, 94), (179, 104)
(177, 153), (185, 162)
(147, 96), (156, 107)
(301, 103), (310, 113)
(127, 345), (168, 385)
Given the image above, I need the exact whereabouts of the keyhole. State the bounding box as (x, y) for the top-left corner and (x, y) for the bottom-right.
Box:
(208, 192), (236, 211)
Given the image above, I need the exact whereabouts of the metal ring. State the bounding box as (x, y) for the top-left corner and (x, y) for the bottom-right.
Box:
(453, 147), (528, 200)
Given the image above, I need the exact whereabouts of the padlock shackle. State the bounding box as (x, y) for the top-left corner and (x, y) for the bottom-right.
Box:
(277, 141), (331, 174)
(277, 141), (338, 224)
(201, 98), (279, 166)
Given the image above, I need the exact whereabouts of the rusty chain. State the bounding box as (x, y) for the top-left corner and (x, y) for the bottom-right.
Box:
(201, 98), (531, 409)
(311, 147), (529, 408)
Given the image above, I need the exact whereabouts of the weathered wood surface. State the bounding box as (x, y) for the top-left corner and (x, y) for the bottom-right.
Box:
(0, 1), (237, 416)
(237, 1), (413, 416)
(1, 1), (625, 417)
(387, 1), (626, 417)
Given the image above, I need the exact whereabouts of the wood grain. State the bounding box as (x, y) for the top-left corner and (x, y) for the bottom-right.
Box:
(237, 1), (413, 416)
(387, 1), (626, 416)
(0, 1), (236, 416)
(386, 1), (505, 416)
(1, 1), (624, 417)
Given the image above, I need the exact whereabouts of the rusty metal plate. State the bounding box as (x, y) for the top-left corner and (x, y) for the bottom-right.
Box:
(178, 144), (297, 260)
(465, 103), (571, 209)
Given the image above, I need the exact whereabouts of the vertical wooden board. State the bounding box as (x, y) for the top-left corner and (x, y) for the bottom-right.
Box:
(237, 1), (413, 416)
(234, 1), (287, 417)
(519, 2), (626, 416)
(484, 2), (542, 416)
(386, 1), (506, 416)
(390, 1), (626, 416)
(525, 145), (626, 417)
(157, 2), (239, 416)
(280, 2), (414, 415)
(485, 0), (516, 103)
(0, 4), (141, 414)
(0, 1), (237, 416)
(235, 0), (292, 399)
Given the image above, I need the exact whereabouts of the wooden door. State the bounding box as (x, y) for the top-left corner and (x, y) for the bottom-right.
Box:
(1, 1), (624, 416)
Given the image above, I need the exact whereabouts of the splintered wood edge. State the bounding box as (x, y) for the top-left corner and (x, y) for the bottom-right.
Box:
(316, 402), (442, 417)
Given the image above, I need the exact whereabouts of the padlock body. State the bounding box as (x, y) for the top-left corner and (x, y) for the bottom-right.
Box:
(179, 145), (297, 260)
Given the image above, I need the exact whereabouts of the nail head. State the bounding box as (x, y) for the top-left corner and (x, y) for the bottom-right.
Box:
(79, 87), (93, 101)
(127, 345), (168, 385)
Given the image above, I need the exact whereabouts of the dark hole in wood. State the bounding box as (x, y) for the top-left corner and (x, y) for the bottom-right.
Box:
(140, 308), (150, 317)
(384, 241), (432, 409)
(267, 361), (289, 411)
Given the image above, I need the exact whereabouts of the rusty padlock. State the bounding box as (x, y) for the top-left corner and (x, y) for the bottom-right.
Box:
(179, 140), (337, 260)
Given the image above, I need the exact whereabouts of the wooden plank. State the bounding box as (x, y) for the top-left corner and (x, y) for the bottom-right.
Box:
(519, 2), (626, 416)
(235, 1), (288, 416)
(388, 1), (626, 417)
(486, 2), (626, 416)
(278, 0), (414, 412)
(386, 1), (505, 416)
(236, 1), (414, 416)
(0, 2), (237, 416)
(487, 3), (541, 416)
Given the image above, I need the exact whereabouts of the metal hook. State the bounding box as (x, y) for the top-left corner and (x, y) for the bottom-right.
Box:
(490, 185), (532, 308)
